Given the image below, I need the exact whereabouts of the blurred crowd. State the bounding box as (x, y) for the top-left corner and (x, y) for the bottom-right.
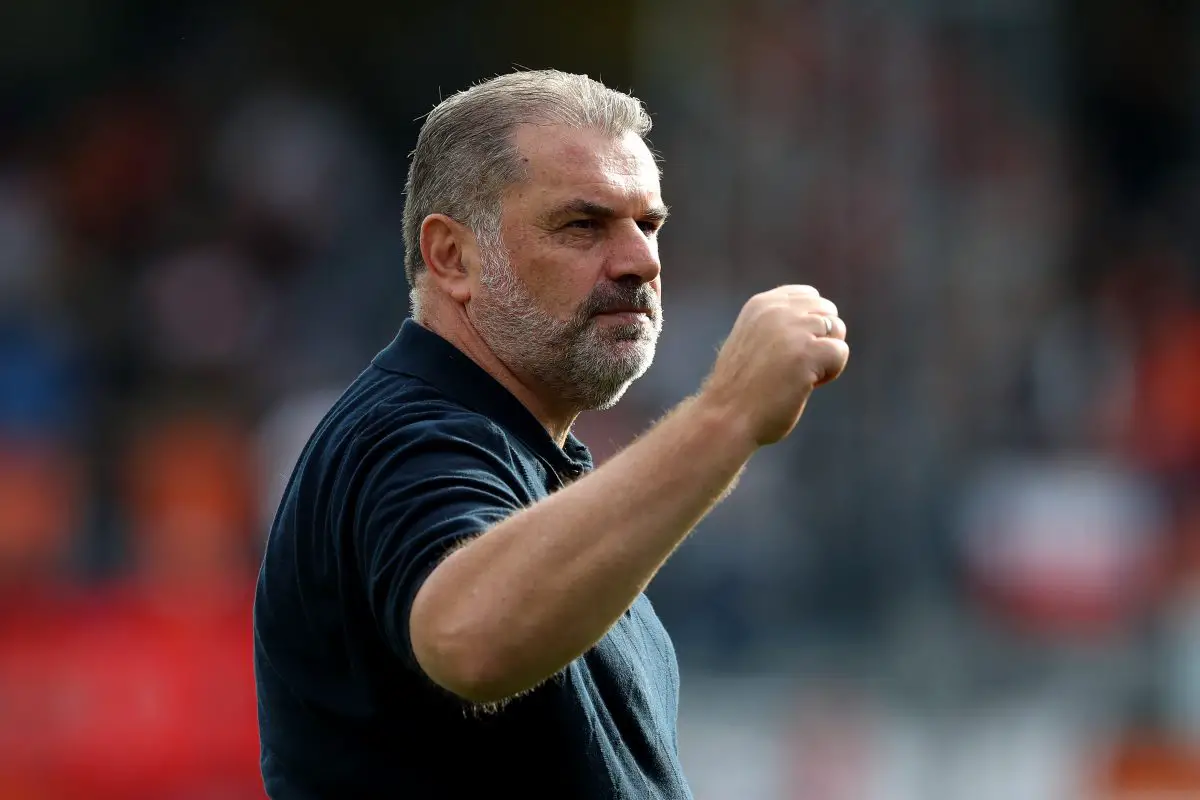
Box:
(0, 5), (412, 796)
(0, 1), (1197, 797)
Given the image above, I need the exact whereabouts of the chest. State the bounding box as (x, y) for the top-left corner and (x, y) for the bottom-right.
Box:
(580, 594), (680, 729)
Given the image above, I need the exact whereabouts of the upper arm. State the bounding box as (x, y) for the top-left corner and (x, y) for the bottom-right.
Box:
(353, 411), (527, 674)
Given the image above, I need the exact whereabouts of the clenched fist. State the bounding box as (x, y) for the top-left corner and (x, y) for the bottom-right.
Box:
(700, 285), (849, 446)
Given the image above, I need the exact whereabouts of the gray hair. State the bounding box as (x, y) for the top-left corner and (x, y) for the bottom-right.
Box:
(402, 70), (653, 312)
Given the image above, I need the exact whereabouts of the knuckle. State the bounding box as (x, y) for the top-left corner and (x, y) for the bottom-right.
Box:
(751, 291), (779, 311)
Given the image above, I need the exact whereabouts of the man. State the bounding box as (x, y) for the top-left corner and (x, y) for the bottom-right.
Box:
(253, 69), (849, 799)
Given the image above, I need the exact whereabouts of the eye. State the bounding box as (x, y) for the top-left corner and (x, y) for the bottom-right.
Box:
(637, 220), (660, 235)
(566, 218), (598, 230)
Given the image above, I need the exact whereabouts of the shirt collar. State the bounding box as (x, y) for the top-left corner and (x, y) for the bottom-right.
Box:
(372, 319), (593, 477)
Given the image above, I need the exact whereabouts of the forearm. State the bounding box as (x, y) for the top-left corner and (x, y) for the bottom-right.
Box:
(410, 393), (755, 702)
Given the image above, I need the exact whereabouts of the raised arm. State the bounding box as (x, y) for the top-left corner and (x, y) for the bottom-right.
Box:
(410, 286), (849, 703)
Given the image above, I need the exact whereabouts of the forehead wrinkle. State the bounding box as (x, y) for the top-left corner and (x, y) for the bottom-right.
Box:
(537, 154), (661, 207)
(510, 127), (662, 221)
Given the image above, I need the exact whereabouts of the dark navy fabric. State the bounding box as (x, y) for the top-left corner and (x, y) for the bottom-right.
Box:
(254, 319), (691, 799)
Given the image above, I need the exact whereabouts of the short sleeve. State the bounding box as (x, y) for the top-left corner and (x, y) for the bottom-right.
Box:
(353, 409), (528, 674)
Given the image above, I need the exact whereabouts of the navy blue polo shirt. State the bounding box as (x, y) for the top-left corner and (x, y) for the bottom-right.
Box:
(253, 320), (691, 799)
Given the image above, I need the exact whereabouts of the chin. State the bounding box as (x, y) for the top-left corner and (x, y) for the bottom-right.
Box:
(584, 357), (654, 411)
(589, 383), (632, 412)
(565, 333), (656, 410)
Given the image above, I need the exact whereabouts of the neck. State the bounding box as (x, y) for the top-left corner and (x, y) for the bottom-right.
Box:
(417, 303), (578, 446)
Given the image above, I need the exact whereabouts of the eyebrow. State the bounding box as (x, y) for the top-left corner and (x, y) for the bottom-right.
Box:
(547, 199), (671, 225)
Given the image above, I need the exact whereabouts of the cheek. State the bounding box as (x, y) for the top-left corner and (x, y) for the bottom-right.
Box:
(529, 258), (602, 316)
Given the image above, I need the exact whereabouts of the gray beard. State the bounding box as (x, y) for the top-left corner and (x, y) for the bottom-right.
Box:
(469, 246), (660, 412)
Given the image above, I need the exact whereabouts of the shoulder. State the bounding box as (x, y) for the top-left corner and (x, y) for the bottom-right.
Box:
(322, 368), (512, 456)
(365, 393), (513, 461)
(295, 368), (539, 508)
(342, 372), (527, 484)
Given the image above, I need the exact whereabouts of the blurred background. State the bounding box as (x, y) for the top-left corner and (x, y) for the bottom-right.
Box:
(0, 0), (1198, 797)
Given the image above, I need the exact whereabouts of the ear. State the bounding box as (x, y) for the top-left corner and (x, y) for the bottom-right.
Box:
(419, 213), (478, 304)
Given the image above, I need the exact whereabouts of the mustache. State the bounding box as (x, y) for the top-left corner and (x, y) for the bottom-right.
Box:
(578, 283), (660, 319)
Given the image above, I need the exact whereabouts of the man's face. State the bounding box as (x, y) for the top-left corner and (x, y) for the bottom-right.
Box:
(468, 124), (666, 412)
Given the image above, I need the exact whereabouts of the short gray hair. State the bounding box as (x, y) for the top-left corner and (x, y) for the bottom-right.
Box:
(402, 70), (653, 293)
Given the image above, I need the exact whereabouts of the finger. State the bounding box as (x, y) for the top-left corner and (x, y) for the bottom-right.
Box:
(779, 284), (820, 297)
(784, 292), (837, 317)
(801, 312), (845, 341)
(799, 313), (831, 337)
(823, 314), (847, 341)
(806, 297), (838, 318)
(811, 338), (850, 386)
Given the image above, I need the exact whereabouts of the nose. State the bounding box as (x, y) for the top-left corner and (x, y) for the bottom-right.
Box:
(605, 220), (661, 286)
